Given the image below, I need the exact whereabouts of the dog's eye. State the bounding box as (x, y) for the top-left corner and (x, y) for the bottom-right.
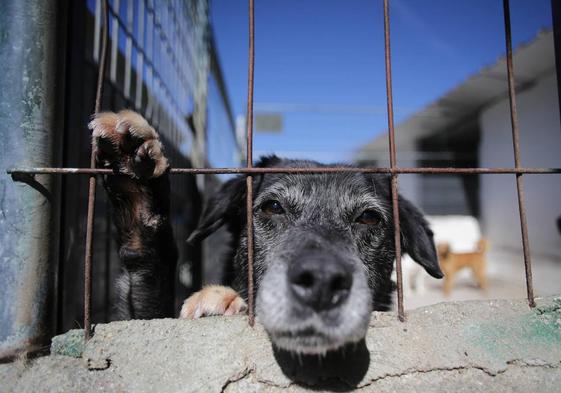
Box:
(261, 200), (285, 215)
(356, 209), (381, 225)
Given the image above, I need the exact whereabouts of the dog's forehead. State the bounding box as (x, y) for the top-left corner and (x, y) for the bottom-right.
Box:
(256, 171), (385, 209)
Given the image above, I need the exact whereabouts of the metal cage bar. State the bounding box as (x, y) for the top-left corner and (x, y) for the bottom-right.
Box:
(9, 167), (561, 175)
(245, 0), (256, 327)
(502, 0), (536, 308)
(84, 0), (109, 341)
(6, 0), (560, 340)
(383, 0), (405, 322)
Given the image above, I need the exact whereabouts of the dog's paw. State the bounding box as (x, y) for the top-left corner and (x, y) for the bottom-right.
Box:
(179, 285), (247, 319)
(89, 110), (168, 179)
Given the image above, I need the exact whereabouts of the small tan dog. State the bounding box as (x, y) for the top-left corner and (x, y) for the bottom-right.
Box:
(437, 239), (489, 296)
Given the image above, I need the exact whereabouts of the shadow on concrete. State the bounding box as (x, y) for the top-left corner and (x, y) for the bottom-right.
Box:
(273, 339), (370, 391)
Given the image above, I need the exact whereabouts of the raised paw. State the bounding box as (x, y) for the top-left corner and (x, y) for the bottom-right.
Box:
(89, 110), (168, 179)
(179, 285), (248, 319)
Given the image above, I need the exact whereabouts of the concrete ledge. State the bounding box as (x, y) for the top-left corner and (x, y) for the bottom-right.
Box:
(2, 296), (560, 392)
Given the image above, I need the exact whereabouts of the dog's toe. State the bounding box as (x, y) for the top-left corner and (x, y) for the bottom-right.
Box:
(131, 139), (168, 178)
(179, 285), (247, 319)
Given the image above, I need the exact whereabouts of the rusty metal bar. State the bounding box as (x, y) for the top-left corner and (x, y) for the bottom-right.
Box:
(246, 176), (255, 327)
(383, 0), (405, 322)
(245, 0), (256, 327)
(84, 0), (109, 341)
(502, 0), (535, 308)
(7, 167), (561, 175)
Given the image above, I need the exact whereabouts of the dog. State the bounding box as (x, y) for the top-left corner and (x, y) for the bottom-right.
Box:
(90, 110), (443, 354)
(438, 239), (488, 296)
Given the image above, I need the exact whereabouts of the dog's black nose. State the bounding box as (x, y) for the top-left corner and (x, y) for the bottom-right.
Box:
(288, 252), (353, 311)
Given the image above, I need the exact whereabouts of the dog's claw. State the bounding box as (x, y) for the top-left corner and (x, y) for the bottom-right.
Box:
(89, 110), (168, 179)
(179, 285), (247, 319)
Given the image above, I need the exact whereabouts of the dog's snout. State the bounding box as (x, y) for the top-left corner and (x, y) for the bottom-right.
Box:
(288, 252), (353, 311)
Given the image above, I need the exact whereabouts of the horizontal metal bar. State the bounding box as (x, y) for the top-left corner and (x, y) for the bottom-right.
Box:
(7, 167), (561, 176)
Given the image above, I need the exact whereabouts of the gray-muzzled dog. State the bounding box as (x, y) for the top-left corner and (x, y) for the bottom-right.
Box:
(90, 110), (443, 355)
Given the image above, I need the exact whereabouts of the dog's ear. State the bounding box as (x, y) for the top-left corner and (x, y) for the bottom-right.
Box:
(186, 156), (281, 244)
(398, 197), (443, 279)
(255, 154), (281, 168)
(187, 176), (246, 244)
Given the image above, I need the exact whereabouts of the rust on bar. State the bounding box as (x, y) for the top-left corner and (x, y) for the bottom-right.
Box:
(7, 166), (561, 176)
(94, 0), (108, 116)
(383, 0), (405, 322)
(83, 181), (96, 341)
(383, 0), (396, 169)
(84, 0), (109, 341)
(503, 0), (535, 308)
(246, 176), (255, 327)
(245, 0), (256, 327)
(390, 176), (404, 321)
(246, 0), (255, 168)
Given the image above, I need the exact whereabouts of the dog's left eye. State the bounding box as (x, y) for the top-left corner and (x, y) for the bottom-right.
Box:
(356, 209), (381, 225)
(261, 200), (285, 215)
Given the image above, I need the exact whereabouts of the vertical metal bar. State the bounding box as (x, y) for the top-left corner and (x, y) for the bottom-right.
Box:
(90, 0), (109, 115)
(246, 0), (255, 327)
(502, 0), (535, 308)
(551, 0), (561, 126)
(85, 0), (109, 342)
(383, 0), (405, 321)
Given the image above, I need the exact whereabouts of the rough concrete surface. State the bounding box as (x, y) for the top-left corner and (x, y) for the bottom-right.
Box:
(1, 296), (560, 392)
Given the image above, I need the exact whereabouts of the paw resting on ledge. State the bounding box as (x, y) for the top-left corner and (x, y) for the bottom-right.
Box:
(179, 285), (248, 319)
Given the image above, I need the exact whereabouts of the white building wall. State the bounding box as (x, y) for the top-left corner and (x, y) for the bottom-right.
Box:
(398, 173), (420, 209)
(395, 141), (421, 206)
(479, 72), (561, 258)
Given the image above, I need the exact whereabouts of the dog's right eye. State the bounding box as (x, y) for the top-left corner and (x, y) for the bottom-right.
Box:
(356, 209), (381, 225)
(261, 200), (285, 216)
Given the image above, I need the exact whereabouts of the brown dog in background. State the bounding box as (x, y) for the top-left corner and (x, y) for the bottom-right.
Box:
(437, 239), (489, 296)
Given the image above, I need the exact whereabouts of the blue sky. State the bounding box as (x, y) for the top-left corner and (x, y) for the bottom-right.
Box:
(210, 0), (553, 162)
